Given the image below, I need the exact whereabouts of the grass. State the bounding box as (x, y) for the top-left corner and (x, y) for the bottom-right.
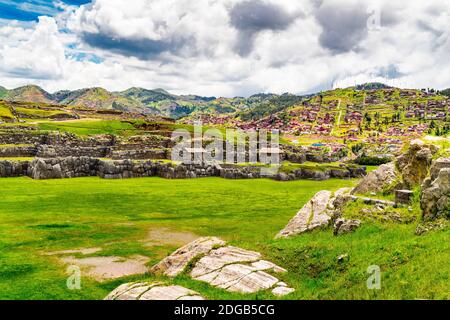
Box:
(0, 157), (34, 161)
(0, 102), (14, 119)
(0, 177), (448, 300)
(14, 107), (71, 118)
(37, 120), (136, 136)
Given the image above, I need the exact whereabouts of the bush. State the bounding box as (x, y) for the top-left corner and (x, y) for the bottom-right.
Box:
(354, 156), (391, 166)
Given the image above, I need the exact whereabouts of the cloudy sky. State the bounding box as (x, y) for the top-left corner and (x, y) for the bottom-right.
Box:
(0, 0), (449, 97)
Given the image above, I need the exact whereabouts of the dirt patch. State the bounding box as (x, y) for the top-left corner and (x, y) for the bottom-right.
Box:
(46, 247), (102, 256)
(144, 227), (199, 247)
(61, 255), (149, 281)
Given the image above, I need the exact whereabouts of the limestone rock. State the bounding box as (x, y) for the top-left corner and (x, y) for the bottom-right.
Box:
(105, 282), (204, 300)
(150, 237), (226, 277)
(352, 162), (398, 195)
(421, 168), (450, 220)
(276, 188), (352, 238)
(333, 219), (361, 236)
(430, 157), (450, 181)
(191, 246), (262, 278)
(272, 286), (295, 297)
(396, 140), (438, 189)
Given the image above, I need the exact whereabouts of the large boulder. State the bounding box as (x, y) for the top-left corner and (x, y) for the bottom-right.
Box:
(430, 157), (450, 181)
(276, 188), (352, 238)
(421, 168), (450, 220)
(396, 140), (438, 189)
(351, 162), (398, 195)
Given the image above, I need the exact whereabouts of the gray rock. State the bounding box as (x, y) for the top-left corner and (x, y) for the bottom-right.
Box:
(352, 162), (398, 195)
(150, 237), (226, 277)
(276, 188), (352, 238)
(105, 282), (204, 300)
(395, 190), (414, 205)
(421, 168), (450, 220)
(333, 219), (361, 236)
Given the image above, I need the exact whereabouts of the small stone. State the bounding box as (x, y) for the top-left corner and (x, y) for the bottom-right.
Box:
(337, 254), (349, 263)
(272, 286), (295, 297)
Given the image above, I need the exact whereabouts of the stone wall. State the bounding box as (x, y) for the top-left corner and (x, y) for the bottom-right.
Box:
(109, 148), (169, 160)
(36, 145), (109, 158)
(0, 160), (29, 177)
(0, 157), (367, 181)
(28, 157), (99, 179)
(0, 145), (37, 157)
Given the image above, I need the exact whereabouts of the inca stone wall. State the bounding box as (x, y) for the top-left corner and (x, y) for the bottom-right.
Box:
(0, 156), (367, 181)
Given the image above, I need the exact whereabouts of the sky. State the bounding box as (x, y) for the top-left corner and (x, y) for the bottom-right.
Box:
(0, 0), (449, 97)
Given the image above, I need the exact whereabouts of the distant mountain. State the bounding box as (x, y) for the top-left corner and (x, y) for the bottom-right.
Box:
(6, 85), (54, 104)
(0, 86), (7, 99)
(1, 82), (446, 120)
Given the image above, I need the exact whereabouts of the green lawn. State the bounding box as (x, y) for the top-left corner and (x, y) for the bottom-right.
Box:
(0, 177), (448, 300)
(37, 120), (136, 136)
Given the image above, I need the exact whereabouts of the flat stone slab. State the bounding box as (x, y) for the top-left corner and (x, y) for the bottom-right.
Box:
(148, 238), (295, 296)
(151, 236), (226, 277)
(105, 282), (204, 300)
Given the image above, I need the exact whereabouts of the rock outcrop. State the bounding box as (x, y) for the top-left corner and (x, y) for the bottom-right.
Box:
(333, 219), (361, 236)
(352, 162), (398, 195)
(150, 238), (294, 296)
(276, 188), (352, 238)
(396, 139), (438, 189)
(421, 167), (450, 220)
(105, 282), (204, 300)
(150, 237), (226, 277)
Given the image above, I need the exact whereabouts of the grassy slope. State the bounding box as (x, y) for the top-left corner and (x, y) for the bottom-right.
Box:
(0, 177), (448, 300)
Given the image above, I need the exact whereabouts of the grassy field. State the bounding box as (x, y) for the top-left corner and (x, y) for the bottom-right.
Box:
(0, 177), (448, 300)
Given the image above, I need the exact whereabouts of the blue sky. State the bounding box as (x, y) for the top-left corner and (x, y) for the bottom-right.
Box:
(0, 0), (448, 97)
(0, 0), (90, 21)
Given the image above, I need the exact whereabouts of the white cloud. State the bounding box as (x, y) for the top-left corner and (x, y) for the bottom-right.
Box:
(0, 0), (449, 96)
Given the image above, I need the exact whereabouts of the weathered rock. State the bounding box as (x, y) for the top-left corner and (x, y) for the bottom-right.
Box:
(430, 157), (450, 181)
(352, 162), (398, 195)
(421, 168), (450, 220)
(395, 190), (414, 205)
(150, 237), (226, 277)
(276, 188), (352, 238)
(151, 238), (293, 295)
(396, 140), (438, 189)
(105, 282), (204, 300)
(271, 286), (295, 297)
(333, 219), (361, 236)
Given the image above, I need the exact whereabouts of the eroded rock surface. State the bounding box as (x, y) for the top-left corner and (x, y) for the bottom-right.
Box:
(396, 140), (438, 189)
(352, 162), (398, 195)
(150, 238), (294, 296)
(276, 188), (352, 238)
(190, 246), (290, 295)
(333, 219), (361, 236)
(421, 167), (450, 220)
(150, 237), (226, 277)
(105, 282), (204, 300)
